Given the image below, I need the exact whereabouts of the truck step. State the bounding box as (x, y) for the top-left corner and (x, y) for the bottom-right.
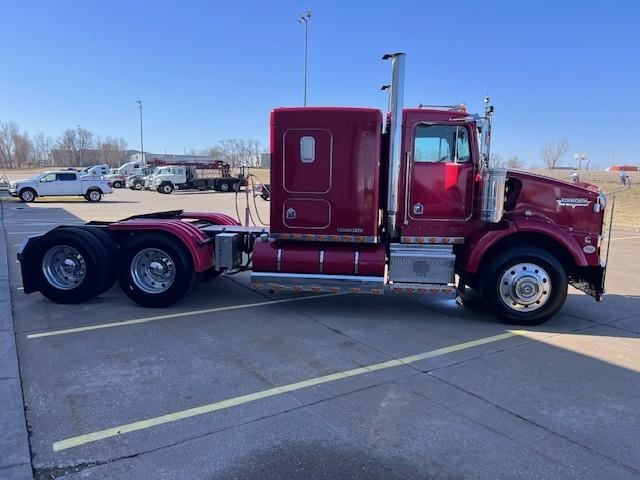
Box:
(251, 272), (385, 295)
(388, 282), (456, 296)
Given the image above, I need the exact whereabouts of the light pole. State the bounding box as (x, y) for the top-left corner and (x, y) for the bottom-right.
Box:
(298, 11), (311, 107)
(137, 99), (145, 164)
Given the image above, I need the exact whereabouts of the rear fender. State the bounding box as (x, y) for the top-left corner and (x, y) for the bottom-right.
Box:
(109, 219), (214, 272)
(17, 234), (46, 294)
(180, 212), (240, 225)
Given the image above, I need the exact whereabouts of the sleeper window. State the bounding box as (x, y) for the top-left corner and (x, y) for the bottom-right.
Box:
(300, 136), (316, 163)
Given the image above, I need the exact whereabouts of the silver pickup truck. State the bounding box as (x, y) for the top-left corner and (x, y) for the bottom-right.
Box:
(8, 170), (113, 202)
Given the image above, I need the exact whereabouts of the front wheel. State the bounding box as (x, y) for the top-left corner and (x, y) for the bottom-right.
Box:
(133, 181), (143, 190)
(220, 182), (229, 192)
(119, 234), (196, 307)
(479, 246), (567, 326)
(113, 181), (123, 188)
(19, 188), (37, 202)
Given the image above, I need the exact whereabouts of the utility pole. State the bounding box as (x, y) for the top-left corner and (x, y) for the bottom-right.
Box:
(298, 11), (311, 106)
(137, 100), (145, 164)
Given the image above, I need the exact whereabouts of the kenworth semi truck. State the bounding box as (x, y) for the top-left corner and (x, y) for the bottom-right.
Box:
(17, 54), (610, 325)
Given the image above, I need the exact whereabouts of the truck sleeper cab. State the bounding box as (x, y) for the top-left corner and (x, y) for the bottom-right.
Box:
(16, 53), (609, 326)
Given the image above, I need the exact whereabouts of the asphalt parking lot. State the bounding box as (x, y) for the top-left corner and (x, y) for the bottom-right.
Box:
(2, 188), (640, 479)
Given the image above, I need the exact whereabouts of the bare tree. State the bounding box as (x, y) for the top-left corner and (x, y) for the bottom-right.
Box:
(13, 132), (32, 167)
(56, 127), (96, 166)
(505, 155), (524, 169)
(541, 139), (569, 169)
(31, 133), (53, 166)
(489, 153), (503, 168)
(0, 121), (18, 168)
(96, 136), (128, 166)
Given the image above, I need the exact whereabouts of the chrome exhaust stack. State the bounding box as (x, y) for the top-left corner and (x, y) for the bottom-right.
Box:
(382, 52), (406, 238)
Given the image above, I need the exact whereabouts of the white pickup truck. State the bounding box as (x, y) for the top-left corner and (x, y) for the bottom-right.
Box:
(8, 171), (113, 202)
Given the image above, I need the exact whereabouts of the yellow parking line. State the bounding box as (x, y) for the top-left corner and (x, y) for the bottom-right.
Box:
(52, 331), (518, 451)
(27, 292), (348, 339)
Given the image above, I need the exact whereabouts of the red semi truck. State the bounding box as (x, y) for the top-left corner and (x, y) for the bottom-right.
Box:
(17, 54), (610, 325)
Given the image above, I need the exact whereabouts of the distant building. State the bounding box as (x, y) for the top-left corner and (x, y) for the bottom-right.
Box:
(128, 152), (222, 165)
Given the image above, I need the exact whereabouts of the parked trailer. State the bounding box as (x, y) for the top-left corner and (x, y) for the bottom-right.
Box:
(17, 54), (611, 325)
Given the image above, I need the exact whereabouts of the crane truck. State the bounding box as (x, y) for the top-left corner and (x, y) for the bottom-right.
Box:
(16, 53), (611, 325)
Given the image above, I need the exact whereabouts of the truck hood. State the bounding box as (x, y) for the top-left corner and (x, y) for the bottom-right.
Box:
(505, 170), (603, 233)
(11, 177), (35, 184)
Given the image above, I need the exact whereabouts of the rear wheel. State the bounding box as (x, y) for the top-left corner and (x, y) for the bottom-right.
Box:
(63, 226), (119, 295)
(19, 188), (37, 203)
(119, 234), (196, 307)
(85, 189), (102, 202)
(133, 181), (143, 190)
(34, 228), (109, 303)
(479, 246), (567, 325)
(159, 182), (174, 194)
(113, 181), (123, 188)
(220, 182), (229, 192)
(232, 182), (240, 192)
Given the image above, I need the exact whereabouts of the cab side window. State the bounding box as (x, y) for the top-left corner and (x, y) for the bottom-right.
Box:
(57, 173), (77, 181)
(41, 173), (57, 182)
(414, 125), (471, 163)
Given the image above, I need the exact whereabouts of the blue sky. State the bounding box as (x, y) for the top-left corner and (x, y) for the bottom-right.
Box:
(1, 0), (638, 168)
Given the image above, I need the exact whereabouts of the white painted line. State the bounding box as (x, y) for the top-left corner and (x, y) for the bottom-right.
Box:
(27, 293), (348, 339)
(52, 331), (518, 451)
(7, 231), (44, 235)
(611, 235), (640, 241)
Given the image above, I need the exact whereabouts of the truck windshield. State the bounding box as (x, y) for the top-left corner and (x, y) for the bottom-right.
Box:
(414, 125), (471, 163)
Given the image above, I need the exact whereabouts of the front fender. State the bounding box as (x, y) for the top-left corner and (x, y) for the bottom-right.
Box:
(513, 218), (589, 267)
(464, 218), (589, 274)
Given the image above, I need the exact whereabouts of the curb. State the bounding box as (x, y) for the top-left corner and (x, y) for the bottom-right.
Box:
(0, 199), (34, 479)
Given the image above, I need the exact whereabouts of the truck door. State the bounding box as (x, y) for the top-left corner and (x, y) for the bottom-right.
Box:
(57, 172), (79, 194)
(403, 123), (475, 224)
(37, 173), (58, 195)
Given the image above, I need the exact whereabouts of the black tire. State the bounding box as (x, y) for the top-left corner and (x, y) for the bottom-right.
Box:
(220, 182), (229, 192)
(113, 181), (123, 188)
(19, 188), (37, 203)
(133, 181), (143, 190)
(159, 182), (174, 194)
(479, 246), (568, 326)
(62, 226), (119, 295)
(232, 182), (240, 192)
(119, 233), (196, 307)
(201, 268), (222, 282)
(33, 228), (109, 304)
(85, 189), (102, 202)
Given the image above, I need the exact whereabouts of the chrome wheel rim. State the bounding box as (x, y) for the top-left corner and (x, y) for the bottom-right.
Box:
(130, 248), (175, 294)
(22, 191), (34, 201)
(42, 246), (87, 290)
(89, 191), (100, 201)
(499, 262), (551, 312)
